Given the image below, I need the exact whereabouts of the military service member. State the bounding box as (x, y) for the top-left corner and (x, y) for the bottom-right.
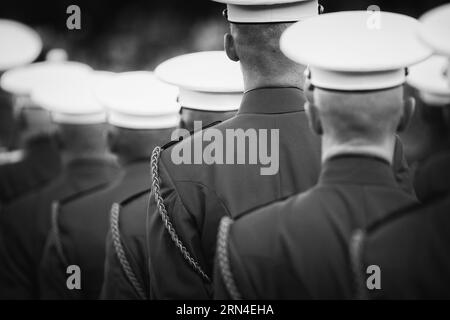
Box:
(160, 52), (240, 131)
(38, 71), (179, 299)
(145, 1), (417, 300)
(0, 69), (122, 299)
(0, 22), (64, 205)
(351, 4), (450, 299)
(99, 51), (244, 299)
(0, 19), (42, 151)
(214, 10), (430, 299)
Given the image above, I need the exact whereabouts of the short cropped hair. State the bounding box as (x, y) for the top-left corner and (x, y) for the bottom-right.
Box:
(230, 23), (298, 76)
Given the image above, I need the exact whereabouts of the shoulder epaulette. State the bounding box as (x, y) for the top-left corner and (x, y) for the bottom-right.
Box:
(161, 120), (223, 151)
(233, 195), (292, 221)
(60, 182), (114, 207)
(118, 188), (151, 207)
(217, 216), (242, 300)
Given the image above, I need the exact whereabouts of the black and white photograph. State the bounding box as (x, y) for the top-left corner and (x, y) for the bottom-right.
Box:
(0, 0), (449, 314)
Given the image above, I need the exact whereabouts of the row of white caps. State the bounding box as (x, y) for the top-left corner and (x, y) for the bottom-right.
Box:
(214, 0), (320, 23)
(224, 0), (449, 105)
(407, 4), (450, 106)
(214, 0), (448, 103)
(0, 19), (42, 72)
(0, 51), (244, 129)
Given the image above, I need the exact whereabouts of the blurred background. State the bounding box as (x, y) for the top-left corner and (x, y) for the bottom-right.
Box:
(1, 0), (449, 71)
(1, 0), (449, 161)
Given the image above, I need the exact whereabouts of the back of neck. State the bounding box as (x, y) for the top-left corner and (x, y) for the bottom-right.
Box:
(322, 136), (396, 165)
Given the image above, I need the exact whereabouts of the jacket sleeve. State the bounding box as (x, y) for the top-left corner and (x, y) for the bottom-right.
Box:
(393, 137), (416, 197)
(147, 159), (228, 299)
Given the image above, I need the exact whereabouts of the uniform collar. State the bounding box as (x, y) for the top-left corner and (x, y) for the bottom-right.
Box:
(318, 154), (397, 188)
(238, 87), (305, 115)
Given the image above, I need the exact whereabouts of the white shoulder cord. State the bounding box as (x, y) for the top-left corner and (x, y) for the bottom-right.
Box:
(51, 201), (69, 267)
(350, 229), (368, 300)
(217, 216), (242, 300)
(110, 203), (147, 299)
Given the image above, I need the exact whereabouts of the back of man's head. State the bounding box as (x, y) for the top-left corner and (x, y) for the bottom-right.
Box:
(57, 123), (111, 158)
(313, 86), (407, 146)
(225, 23), (304, 89)
(16, 106), (55, 146)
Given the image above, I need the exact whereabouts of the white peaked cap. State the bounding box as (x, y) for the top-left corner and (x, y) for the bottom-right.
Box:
(95, 71), (181, 130)
(418, 4), (450, 56)
(155, 51), (243, 112)
(280, 11), (432, 91)
(0, 61), (92, 97)
(407, 56), (450, 106)
(0, 19), (42, 71)
(31, 70), (110, 124)
(213, 0), (320, 23)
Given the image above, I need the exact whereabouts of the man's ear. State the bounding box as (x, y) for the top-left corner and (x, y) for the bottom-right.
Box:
(305, 101), (323, 136)
(224, 33), (239, 62)
(397, 96), (416, 133)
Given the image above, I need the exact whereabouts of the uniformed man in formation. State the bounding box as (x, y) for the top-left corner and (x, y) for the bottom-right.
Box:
(351, 4), (450, 300)
(213, 10), (429, 299)
(0, 19), (42, 152)
(101, 51), (244, 299)
(37, 71), (180, 299)
(145, 0), (413, 300)
(0, 21), (62, 206)
(0, 68), (122, 299)
(0, 0), (449, 301)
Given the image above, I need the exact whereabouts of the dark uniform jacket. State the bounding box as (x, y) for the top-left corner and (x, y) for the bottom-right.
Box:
(101, 188), (150, 300)
(0, 134), (61, 205)
(412, 150), (450, 201)
(214, 155), (418, 300)
(143, 87), (413, 299)
(38, 160), (150, 300)
(148, 87), (320, 299)
(98, 110), (238, 300)
(352, 151), (450, 299)
(38, 128), (175, 300)
(0, 157), (121, 299)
